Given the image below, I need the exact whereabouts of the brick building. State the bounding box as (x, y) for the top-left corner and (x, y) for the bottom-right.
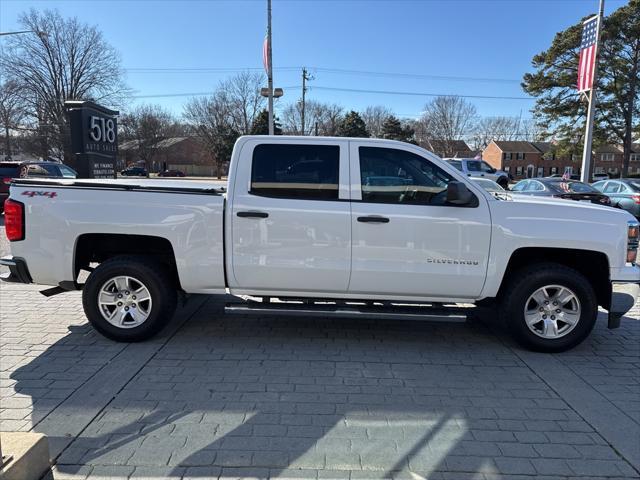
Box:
(119, 137), (217, 176)
(482, 140), (640, 180)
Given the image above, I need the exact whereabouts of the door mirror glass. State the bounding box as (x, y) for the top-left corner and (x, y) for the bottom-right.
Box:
(447, 181), (475, 205)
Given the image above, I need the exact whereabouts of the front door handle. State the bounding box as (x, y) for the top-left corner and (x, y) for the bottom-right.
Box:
(357, 216), (389, 224)
(237, 211), (269, 219)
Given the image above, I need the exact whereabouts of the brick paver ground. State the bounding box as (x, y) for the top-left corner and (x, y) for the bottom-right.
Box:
(1, 220), (639, 480)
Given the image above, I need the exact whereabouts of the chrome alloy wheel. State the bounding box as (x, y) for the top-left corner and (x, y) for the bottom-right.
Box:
(98, 276), (152, 328)
(524, 285), (581, 339)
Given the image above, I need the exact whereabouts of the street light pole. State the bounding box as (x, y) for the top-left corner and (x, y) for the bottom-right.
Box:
(267, 0), (274, 136)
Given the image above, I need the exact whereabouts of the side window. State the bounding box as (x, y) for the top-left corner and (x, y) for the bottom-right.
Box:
(603, 182), (621, 194)
(359, 147), (454, 205)
(447, 160), (463, 171)
(530, 181), (545, 192)
(466, 160), (482, 172)
(251, 144), (340, 200)
(512, 181), (529, 192)
(26, 164), (52, 177)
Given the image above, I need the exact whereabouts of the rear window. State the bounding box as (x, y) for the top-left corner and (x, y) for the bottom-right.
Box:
(550, 181), (597, 193)
(251, 144), (340, 200)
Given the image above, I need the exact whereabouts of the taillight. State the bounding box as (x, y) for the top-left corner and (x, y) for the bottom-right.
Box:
(4, 199), (25, 241)
(627, 221), (639, 264)
(2, 177), (11, 185)
(632, 194), (640, 205)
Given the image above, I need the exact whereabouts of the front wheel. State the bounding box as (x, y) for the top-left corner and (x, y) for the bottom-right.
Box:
(500, 263), (597, 352)
(82, 256), (177, 342)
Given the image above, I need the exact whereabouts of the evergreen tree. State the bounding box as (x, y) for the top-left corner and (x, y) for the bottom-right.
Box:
(337, 111), (369, 138)
(381, 115), (415, 143)
(522, 0), (639, 176)
(250, 109), (282, 135)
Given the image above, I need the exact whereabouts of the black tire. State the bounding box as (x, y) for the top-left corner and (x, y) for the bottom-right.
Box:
(82, 256), (177, 342)
(500, 263), (597, 352)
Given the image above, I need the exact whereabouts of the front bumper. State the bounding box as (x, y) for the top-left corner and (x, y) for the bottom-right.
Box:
(608, 281), (639, 328)
(0, 256), (32, 284)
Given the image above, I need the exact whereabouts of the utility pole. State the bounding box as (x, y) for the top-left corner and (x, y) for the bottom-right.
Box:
(267, 0), (274, 135)
(301, 67), (313, 135)
(580, 0), (605, 183)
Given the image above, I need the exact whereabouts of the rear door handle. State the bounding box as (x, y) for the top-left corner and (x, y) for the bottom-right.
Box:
(357, 216), (389, 224)
(237, 211), (269, 219)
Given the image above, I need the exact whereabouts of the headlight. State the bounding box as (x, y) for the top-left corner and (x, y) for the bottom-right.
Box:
(627, 221), (639, 264)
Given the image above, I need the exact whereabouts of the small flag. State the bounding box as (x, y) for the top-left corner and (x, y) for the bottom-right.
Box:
(577, 16), (598, 92)
(262, 34), (269, 74)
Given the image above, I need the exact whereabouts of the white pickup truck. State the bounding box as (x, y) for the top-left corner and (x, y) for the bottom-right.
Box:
(2, 136), (639, 352)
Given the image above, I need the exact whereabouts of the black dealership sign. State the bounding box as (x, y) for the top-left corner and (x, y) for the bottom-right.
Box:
(65, 100), (119, 178)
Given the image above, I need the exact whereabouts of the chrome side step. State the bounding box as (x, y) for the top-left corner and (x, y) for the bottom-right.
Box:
(225, 301), (470, 322)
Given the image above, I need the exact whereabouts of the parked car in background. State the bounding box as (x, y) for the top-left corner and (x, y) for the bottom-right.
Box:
(158, 169), (186, 177)
(592, 173), (610, 181)
(548, 173), (580, 181)
(445, 158), (510, 188)
(470, 177), (509, 199)
(592, 179), (640, 219)
(120, 166), (148, 177)
(1, 161), (77, 212)
(511, 178), (612, 206)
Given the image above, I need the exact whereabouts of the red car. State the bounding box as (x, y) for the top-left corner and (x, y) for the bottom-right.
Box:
(158, 169), (185, 177)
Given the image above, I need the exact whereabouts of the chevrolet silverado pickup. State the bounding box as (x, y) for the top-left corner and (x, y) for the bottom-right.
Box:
(2, 136), (639, 352)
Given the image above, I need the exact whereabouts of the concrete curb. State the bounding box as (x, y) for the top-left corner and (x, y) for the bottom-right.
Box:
(0, 432), (50, 480)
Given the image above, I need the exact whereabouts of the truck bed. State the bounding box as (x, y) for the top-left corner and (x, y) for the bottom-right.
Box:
(7, 178), (227, 293)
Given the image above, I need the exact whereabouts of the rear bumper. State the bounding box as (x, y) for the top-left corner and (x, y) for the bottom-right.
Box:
(608, 281), (639, 329)
(0, 256), (32, 284)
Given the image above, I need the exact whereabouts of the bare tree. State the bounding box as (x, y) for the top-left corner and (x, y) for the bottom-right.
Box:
(119, 104), (177, 173)
(0, 9), (128, 165)
(361, 105), (393, 138)
(0, 81), (28, 160)
(183, 94), (238, 179)
(220, 72), (266, 135)
(281, 100), (344, 136)
(421, 96), (477, 156)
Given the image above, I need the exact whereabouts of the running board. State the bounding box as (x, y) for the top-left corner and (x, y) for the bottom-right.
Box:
(225, 301), (470, 322)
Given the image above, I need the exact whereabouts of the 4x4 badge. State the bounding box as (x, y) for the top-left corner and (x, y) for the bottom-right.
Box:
(21, 191), (57, 198)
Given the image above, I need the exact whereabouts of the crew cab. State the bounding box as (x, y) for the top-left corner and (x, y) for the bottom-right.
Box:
(2, 136), (639, 352)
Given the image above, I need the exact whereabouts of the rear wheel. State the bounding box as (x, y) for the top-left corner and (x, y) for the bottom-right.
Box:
(82, 256), (177, 342)
(500, 263), (597, 352)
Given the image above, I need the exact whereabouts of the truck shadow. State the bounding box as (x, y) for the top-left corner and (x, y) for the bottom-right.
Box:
(9, 296), (636, 478)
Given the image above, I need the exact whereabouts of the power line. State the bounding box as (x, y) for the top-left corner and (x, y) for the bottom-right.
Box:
(311, 85), (535, 101)
(312, 67), (521, 84)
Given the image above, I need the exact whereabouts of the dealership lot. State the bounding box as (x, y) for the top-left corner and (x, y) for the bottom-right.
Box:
(1, 223), (639, 480)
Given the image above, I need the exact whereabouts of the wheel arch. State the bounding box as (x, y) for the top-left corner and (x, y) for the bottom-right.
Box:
(74, 233), (182, 290)
(497, 247), (610, 309)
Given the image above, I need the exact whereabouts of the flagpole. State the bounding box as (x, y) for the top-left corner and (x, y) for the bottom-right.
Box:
(267, 0), (274, 136)
(580, 0), (605, 183)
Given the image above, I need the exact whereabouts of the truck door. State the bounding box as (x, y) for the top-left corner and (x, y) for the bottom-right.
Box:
(228, 139), (351, 295)
(348, 142), (491, 299)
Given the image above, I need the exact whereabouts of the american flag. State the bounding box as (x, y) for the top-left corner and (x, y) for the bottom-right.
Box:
(577, 16), (599, 92)
(262, 34), (270, 74)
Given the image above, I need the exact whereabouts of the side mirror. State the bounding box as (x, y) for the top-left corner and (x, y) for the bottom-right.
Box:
(447, 181), (475, 205)
(487, 168), (497, 174)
